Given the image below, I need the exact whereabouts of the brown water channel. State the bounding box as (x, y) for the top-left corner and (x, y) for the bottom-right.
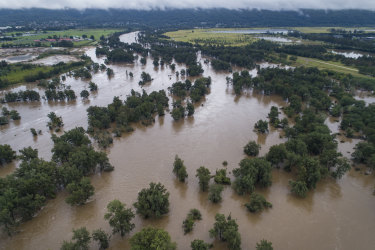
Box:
(0, 32), (374, 250)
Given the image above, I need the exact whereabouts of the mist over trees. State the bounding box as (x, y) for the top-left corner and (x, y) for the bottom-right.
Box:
(2, 9), (375, 29)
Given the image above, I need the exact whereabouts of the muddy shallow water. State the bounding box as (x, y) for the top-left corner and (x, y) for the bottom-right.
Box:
(0, 32), (375, 250)
(30, 55), (80, 65)
(0, 47), (65, 63)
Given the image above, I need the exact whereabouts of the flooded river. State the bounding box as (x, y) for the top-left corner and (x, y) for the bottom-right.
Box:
(0, 32), (375, 250)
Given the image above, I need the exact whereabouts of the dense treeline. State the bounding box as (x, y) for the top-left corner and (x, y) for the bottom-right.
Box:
(149, 44), (197, 66)
(211, 59), (231, 71)
(228, 67), (375, 115)
(1, 90), (40, 103)
(95, 47), (134, 63)
(87, 89), (169, 134)
(275, 44), (334, 60)
(230, 67), (333, 113)
(200, 40), (276, 69)
(45, 89), (76, 101)
(0, 128), (113, 235)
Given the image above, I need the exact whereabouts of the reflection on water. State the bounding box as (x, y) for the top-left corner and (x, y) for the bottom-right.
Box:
(0, 33), (375, 250)
(354, 90), (375, 106)
(120, 31), (139, 44)
(211, 29), (290, 34)
(331, 50), (368, 59)
(325, 116), (363, 159)
(256, 36), (294, 43)
(4, 54), (36, 63)
(31, 55), (80, 66)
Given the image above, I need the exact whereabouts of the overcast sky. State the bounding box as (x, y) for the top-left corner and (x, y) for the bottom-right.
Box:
(0, 0), (374, 10)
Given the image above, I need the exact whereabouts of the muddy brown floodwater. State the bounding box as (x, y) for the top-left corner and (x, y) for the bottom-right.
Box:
(0, 32), (375, 250)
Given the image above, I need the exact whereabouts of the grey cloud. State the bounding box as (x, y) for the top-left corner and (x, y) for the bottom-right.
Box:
(1, 0), (375, 10)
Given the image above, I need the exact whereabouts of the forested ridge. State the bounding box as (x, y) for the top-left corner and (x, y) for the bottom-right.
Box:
(1, 8), (375, 28)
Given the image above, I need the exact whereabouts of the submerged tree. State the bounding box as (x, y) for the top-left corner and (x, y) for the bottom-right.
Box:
(209, 213), (241, 250)
(254, 120), (269, 133)
(182, 209), (202, 234)
(65, 177), (94, 206)
(130, 227), (176, 250)
(208, 184), (224, 203)
(92, 229), (111, 249)
(245, 193), (272, 213)
(133, 182), (170, 218)
(61, 227), (91, 250)
(139, 71), (152, 85)
(173, 155), (188, 182)
(233, 158), (272, 195)
(191, 239), (212, 250)
(268, 106), (279, 127)
(80, 90), (90, 99)
(186, 102), (195, 116)
(196, 166), (211, 192)
(0, 144), (16, 164)
(256, 239), (273, 250)
(104, 199), (135, 237)
(89, 81), (98, 91)
(289, 180), (308, 198)
(213, 169), (231, 185)
(244, 141), (261, 156)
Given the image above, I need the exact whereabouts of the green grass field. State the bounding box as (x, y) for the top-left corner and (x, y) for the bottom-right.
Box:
(0, 65), (52, 83)
(164, 29), (257, 46)
(1, 29), (122, 47)
(0, 60), (90, 86)
(165, 27), (375, 46)
(291, 56), (374, 79)
(164, 28), (328, 46)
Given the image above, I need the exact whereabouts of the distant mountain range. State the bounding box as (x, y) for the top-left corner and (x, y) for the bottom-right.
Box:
(1, 8), (375, 29)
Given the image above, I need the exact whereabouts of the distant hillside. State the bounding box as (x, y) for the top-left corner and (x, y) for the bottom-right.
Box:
(1, 8), (375, 29)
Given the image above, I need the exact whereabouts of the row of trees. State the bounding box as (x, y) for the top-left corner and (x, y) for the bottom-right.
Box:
(88, 89), (169, 131)
(1, 90), (40, 103)
(45, 89), (76, 101)
(96, 47), (134, 63)
(61, 194), (272, 250)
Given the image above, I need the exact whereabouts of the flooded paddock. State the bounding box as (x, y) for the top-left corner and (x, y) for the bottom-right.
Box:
(0, 32), (374, 250)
